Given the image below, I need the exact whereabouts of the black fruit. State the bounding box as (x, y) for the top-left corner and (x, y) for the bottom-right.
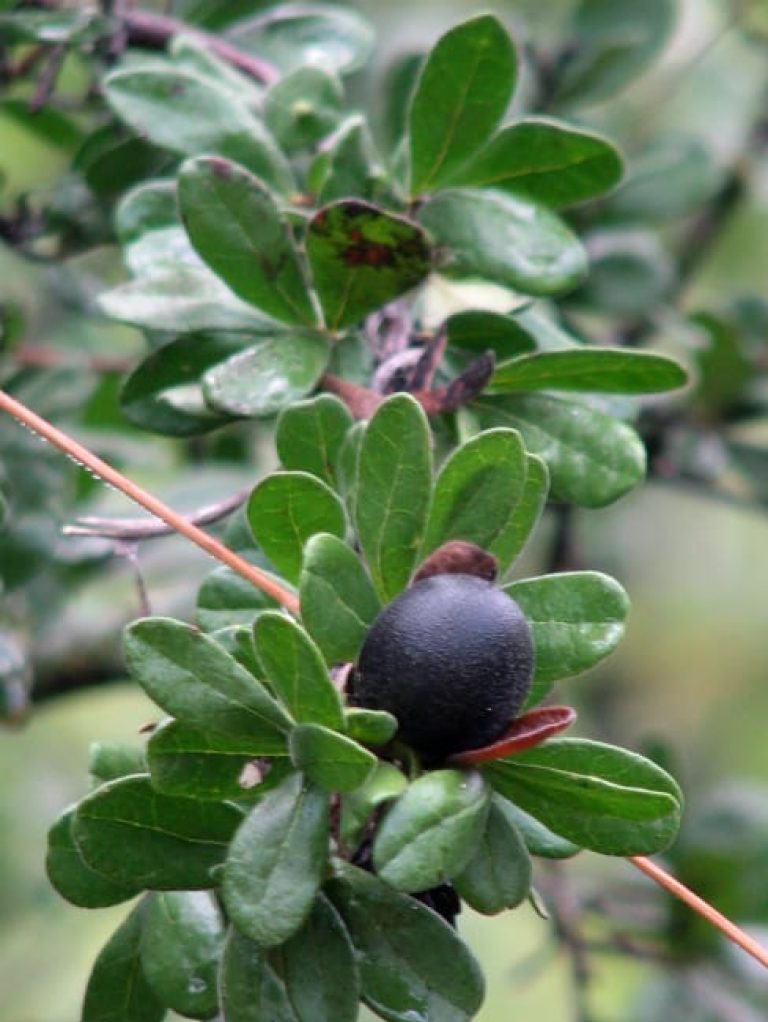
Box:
(352, 573), (534, 761)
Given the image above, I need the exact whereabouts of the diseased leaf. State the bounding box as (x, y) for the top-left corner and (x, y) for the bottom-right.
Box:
(179, 155), (316, 325)
(300, 532), (380, 665)
(247, 472), (346, 584)
(307, 201), (431, 330)
(473, 394), (646, 507)
(202, 334), (330, 418)
(355, 394), (432, 601)
(408, 15), (516, 195)
(47, 807), (141, 909)
(373, 770), (491, 892)
(73, 775), (241, 889)
(289, 723), (377, 793)
(123, 617), (290, 743)
(484, 739), (683, 856)
(253, 612), (344, 729)
(223, 772), (329, 947)
(420, 189), (587, 297)
(489, 348), (688, 395)
(327, 862), (485, 1022)
(276, 394), (353, 487)
(453, 118), (623, 208)
(453, 797), (532, 914)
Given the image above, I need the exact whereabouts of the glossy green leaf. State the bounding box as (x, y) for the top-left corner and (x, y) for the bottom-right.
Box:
(355, 394), (432, 601)
(307, 201), (431, 330)
(219, 929), (298, 1022)
(489, 348), (687, 395)
(123, 616), (290, 743)
(290, 723), (376, 793)
(115, 178), (177, 243)
(103, 67), (293, 192)
(327, 862), (485, 1022)
(446, 309), (537, 360)
(340, 762), (408, 849)
(265, 65), (343, 151)
(420, 428), (528, 570)
(120, 333), (247, 437)
(336, 420), (366, 511)
(202, 333), (330, 418)
(279, 893), (359, 1022)
(210, 625), (264, 681)
(501, 454), (550, 568)
(344, 708), (398, 747)
(147, 720), (281, 800)
(408, 15), (516, 195)
(373, 770), (490, 892)
(247, 472), (346, 584)
(484, 739), (683, 855)
(223, 772), (329, 946)
(253, 611), (344, 729)
(196, 566), (277, 632)
(82, 901), (165, 1022)
(47, 807), (141, 909)
(299, 532), (380, 665)
(499, 801), (580, 859)
(73, 775), (241, 889)
(473, 394), (646, 507)
(506, 571), (629, 704)
(316, 116), (387, 204)
(453, 118), (623, 208)
(141, 891), (224, 1019)
(100, 267), (272, 333)
(453, 797), (532, 914)
(276, 394), (353, 487)
(233, 5), (375, 76)
(609, 137), (723, 221)
(179, 156), (316, 325)
(571, 229), (675, 317)
(89, 743), (147, 785)
(420, 189), (587, 297)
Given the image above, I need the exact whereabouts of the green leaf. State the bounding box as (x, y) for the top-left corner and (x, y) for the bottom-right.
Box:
(299, 533), (380, 665)
(446, 309), (537, 360)
(306, 200), (431, 330)
(289, 723), (377, 793)
(355, 394), (432, 601)
(609, 137), (723, 221)
(500, 454), (549, 568)
(315, 116), (387, 204)
(336, 420), (366, 510)
(73, 775), (241, 889)
(147, 719), (279, 800)
(253, 612), (344, 729)
(179, 156), (316, 325)
(452, 118), (623, 208)
(202, 333), (330, 418)
(116, 178), (177, 243)
(276, 394), (353, 487)
(82, 901), (165, 1022)
(89, 742), (147, 785)
(484, 738), (683, 856)
(373, 770), (491, 892)
(223, 772), (329, 947)
(103, 66), (293, 192)
(420, 189), (587, 297)
(327, 862), (485, 1022)
(499, 801), (580, 859)
(197, 566), (277, 632)
(219, 929), (298, 1022)
(344, 708), (398, 747)
(570, 229), (675, 317)
(47, 807), (141, 909)
(420, 428), (528, 571)
(340, 762), (408, 849)
(408, 15), (516, 195)
(120, 333), (247, 437)
(489, 348), (687, 395)
(100, 267), (273, 333)
(247, 472), (346, 584)
(265, 65), (343, 151)
(234, 5), (375, 76)
(453, 797), (532, 914)
(473, 394), (646, 507)
(279, 893), (359, 1022)
(505, 571), (630, 704)
(141, 891), (224, 1020)
(123, 617), (291, 743)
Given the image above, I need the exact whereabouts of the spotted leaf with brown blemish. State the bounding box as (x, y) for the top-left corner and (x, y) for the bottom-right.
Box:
(306, 200), (431, 330)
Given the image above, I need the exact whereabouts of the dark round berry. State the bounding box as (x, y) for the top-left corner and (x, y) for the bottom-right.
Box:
(353, 573), (534, 761)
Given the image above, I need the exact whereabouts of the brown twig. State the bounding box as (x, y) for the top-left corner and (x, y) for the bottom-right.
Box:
(64, 488), (248, 540)
(11, 344), (134, 374)
(28, 43), (66, 112)
(0, 389), (298, 614)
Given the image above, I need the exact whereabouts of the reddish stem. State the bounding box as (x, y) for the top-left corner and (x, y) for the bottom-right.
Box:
(449, 705), (577, 766)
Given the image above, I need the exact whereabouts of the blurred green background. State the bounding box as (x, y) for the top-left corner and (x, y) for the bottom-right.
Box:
(2, 0), (768, 1019)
